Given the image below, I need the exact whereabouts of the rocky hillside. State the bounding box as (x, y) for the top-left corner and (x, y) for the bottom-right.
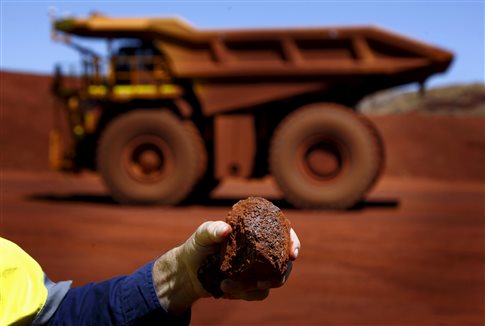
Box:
(359, 84), (485, 116)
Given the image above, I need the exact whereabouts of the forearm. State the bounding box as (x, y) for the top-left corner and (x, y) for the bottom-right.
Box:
(46, 262), (190, 325)
(152, 246), (200, 316)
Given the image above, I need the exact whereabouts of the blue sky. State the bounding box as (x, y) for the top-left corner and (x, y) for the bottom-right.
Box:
(1, 1), (484, 88)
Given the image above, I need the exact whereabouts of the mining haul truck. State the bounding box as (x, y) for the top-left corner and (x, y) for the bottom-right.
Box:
(50, 14), (453, 208)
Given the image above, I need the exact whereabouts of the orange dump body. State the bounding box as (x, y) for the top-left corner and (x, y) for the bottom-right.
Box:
(54, 15), (453, 114)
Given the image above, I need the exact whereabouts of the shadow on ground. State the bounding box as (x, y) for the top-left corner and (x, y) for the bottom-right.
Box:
(27, 193), (399, 211)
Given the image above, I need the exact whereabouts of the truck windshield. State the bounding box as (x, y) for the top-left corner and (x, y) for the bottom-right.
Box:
(111, 40), (168, 85)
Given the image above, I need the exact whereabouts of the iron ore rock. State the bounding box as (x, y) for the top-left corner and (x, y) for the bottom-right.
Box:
(197, 197), (291, 298)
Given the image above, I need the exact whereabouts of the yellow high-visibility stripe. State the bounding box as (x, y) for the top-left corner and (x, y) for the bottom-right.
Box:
(87, 84), (180, 97)
(88, 85), (108, 96)
(114, 85), (156, 95)
(0, 238), (48, 325)
(158, 84), (179, 95)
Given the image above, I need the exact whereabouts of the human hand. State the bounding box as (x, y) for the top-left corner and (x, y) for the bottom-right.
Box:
(153, 221), (300, 314)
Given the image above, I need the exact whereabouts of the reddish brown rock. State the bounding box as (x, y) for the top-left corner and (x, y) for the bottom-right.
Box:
(198, 197), (291, 297)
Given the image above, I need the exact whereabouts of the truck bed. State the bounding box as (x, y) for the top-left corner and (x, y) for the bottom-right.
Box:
(55, 14), (452, 78)
(55, 14), (453, 113)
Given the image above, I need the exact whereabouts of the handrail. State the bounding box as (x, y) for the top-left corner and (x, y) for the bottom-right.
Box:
(53, 54), (171, 98)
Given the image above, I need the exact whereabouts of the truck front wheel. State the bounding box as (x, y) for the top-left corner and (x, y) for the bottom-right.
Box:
(97, 110), (201, 205)
(269, 104), (384, 209)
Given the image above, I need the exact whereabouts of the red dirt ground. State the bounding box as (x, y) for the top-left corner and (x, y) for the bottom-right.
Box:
(1, 172), (484, 325)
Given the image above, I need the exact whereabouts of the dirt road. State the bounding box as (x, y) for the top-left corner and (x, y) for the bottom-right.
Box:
(1, 171), (484, 325)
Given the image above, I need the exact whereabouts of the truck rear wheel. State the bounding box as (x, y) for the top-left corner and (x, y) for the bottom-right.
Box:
(97, 110), (200, 205)
(269, 104), (384, 209)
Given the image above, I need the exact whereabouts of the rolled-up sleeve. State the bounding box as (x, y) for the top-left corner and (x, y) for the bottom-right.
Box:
(46, 261), (191, 325)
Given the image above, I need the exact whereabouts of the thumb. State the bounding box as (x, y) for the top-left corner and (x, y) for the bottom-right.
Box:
(192, 221), (231, 251)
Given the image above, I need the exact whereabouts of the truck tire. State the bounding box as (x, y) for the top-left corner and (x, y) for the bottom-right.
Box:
(184, 121), (207, 182)
(269, 103), (384, 209)
(182, 121), (220, 202)
(97, 110), (200, 205)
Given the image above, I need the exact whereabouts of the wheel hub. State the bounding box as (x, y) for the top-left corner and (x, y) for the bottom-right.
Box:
(299, 139), (344, 182)
(122, 135), (172, 184)
(306, 145), (340, 178)
(138, 149), (162, 174)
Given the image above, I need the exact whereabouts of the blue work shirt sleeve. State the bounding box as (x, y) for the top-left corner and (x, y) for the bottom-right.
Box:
(46, 261), (191, 326)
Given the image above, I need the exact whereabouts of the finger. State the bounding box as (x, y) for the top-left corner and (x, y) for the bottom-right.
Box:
(289, 228), (301, 261)
(220, 279), (244, 293)
(257, 280), (273, 290)
(271, 261), (293, 288)
(223, 289), (270, 301)
(193, 221), (232, 249)
(220, 278), (275, 294)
